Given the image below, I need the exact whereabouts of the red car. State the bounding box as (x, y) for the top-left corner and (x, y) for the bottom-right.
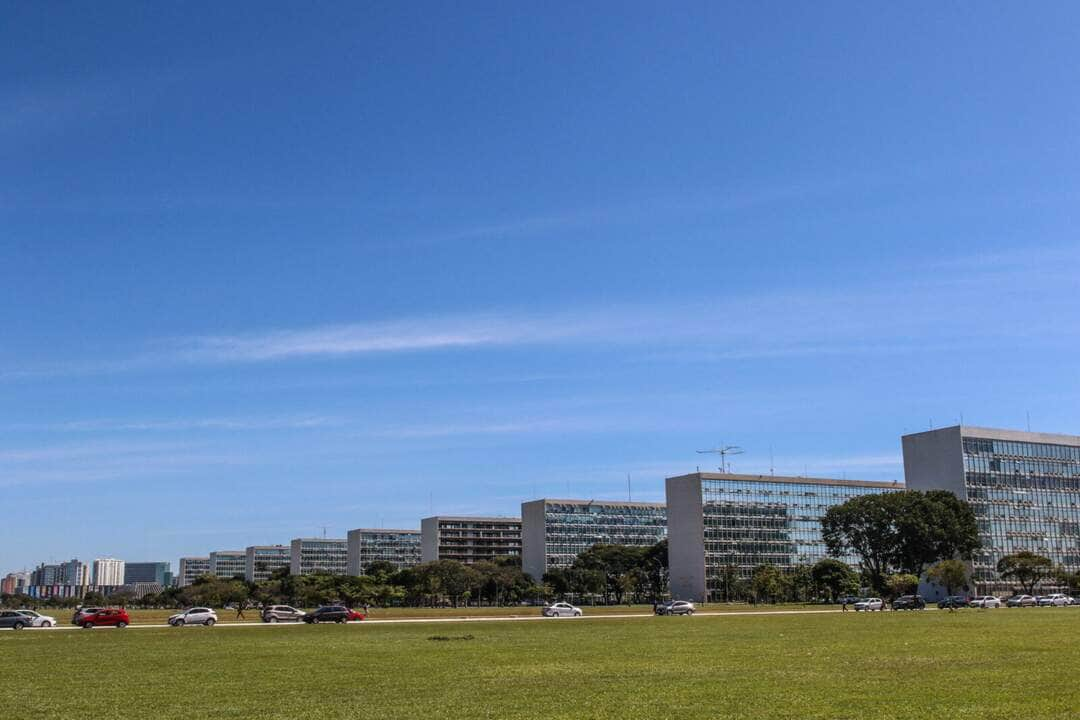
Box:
(80, 608), (130, 629)
(346, 609), (366, 622)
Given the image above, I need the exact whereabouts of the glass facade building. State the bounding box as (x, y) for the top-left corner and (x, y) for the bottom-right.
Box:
(290, 538), (348, 575)
(245, 545), (291, 582)
(904, 425), (1080, 595)
(208, 550), (247, 579)
(521, 499), (667, 582)
(667, 472), (902, 602)
(421, 517), (522, 564)
(177, 557), (210, 587)
(346, 529), (422, 575)
(124, 561), (171, 585)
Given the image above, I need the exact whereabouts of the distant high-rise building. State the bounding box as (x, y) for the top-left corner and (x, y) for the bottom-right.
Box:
(124, 561), (170, 585)
(903, 425), (1080, 595)
(177, 557), (210, 587)
(666, 472), (902, 602)
(521, 499), (668, 582)
(208, 550), (246, 579)
(92, 558), (126, 587)
(346, 528), (421, 575)
(2, 572), (29, 594)
(59, 558), (92, 587)
(421, 516), (522, 564)
(290, 538), (348, 575)
(245, 545), (291, 582)
(31, 563), (63, 586)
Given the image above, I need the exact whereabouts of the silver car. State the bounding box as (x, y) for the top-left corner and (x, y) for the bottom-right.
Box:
(1038, 594), (1070, 607)
(262, 605), (305, 623)
(542, 602), (582, 617)
(656, 600), (696, 616)
(969, 596), (1001, 608)
(853, 598), (883, 612)
(17, 610), (58, 627)
(169, 607), (218, 626)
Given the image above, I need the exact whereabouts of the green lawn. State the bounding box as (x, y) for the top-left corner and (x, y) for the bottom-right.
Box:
(6, 610), (1078, 719)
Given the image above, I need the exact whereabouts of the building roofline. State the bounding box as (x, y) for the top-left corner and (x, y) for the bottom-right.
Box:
(666, 472), (903, 490)
(290, 537), (347, 542)
(244, 545), (290, 550)
(348, 528), (420, 534)
(902, 424), (1080, 445)
(524, 498), (666, 508)
(422, 516), (521, 522)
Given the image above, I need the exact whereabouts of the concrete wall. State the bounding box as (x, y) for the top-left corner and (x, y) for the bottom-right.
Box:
(521, 500), (548, 582)
(665, 475), (706, 602)
(420, 517), (439, 563)
(902, 426), (966, 498)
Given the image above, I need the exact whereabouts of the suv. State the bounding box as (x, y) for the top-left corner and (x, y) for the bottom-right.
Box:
(0, 610), (30, 630)
(169, 607), (218, 626)
(303, 606), (350, 624)
(891, 595), (926, 610)
(80, 608), (130, 629)
(938, 596), (969, 609)
(1006, 594), (1037, 607)
(72, 607), (103, 626)
(655, 600), (696, 616)
(262, 605), (305, 623)
(853, 598), (883, 611)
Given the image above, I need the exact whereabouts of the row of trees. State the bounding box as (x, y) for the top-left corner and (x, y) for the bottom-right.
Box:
(542, 541), (669, 604)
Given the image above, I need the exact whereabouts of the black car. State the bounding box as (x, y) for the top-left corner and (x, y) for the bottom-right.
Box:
(938, 595), (969, 609)
(0, 610), (29, 630)
(891, 595), (926, 610)
(302, 605), (350, 624)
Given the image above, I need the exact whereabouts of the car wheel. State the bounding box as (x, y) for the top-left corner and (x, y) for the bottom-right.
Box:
(117, 622), (127, 629)
(13, 621), (25, 630)
(42, 621), (52, 627)
(269, 617), (278, 623)
(83, 622), (94, 629)
(205, 618), (215, 626)
(688, 609), (695, 615)
(177, 619), (185, 626)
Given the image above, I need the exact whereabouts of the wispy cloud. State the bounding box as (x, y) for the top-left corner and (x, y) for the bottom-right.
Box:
(5, 415), (339, 433)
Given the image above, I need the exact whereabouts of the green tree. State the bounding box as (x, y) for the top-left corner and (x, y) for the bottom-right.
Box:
(926, 559), (968, 596)
(997, 551), (1053, 595)
(885, 573), (919, 599)
(750, 564), (785, 603)
(811, 559), (859, 602)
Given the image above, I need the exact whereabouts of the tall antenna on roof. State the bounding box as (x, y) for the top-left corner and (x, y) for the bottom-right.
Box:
(696, 443), (744, 474)
(627, 473), (632, 502)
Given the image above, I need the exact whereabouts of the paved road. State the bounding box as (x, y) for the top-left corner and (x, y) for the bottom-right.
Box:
(7, 606), (943, 632)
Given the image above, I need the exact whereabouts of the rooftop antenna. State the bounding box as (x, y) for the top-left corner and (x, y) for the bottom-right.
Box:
(1026, 411), (1031, 432)
(696, 443), (744, 474)
(319, 525), (328, 539)
(627, 473), (632, 502)
(769, 444), (775, 477)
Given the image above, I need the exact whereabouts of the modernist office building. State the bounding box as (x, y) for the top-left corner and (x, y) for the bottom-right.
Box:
(346, 528), (422, 575)
(903, 425), (1080, 595)
(92, 558), (125, 586)
(421, 516), (522, 564)
(245, 545), (291, 582)
(290, 538), (348, 575)
(208, 550), (247, 579)
(59, 559), (92, 587)
(521, 499), (667, 582)
(124, 561), (171, 586)
(177, 557), (210, 587)
(667, 472), (902, 602)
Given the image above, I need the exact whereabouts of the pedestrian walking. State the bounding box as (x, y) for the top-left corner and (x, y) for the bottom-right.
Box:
(841, 599), (848, 612)
(236, 603), (245, 620)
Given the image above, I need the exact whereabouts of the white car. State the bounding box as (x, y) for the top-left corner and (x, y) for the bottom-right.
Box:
(1038, 594), (1070, 607)
(16, 610), (58, 627)
(542, 602), (582, 617)
(169, 607), (218, 626)
(853, 598), (883, 612)
(968, 596), (1001, 608)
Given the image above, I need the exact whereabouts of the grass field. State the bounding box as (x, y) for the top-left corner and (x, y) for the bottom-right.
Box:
(6, 610), (1079, 719)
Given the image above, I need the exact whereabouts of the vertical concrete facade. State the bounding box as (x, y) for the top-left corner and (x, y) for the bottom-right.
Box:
(665, 476), (707, 602)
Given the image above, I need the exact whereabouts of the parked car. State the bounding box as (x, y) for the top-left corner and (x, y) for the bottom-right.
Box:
(0, 610), (30, 630)
(302, 606), (350, 624)
(72, 606), (103, 625)
(853, 598), (883, 611)
(838, 595), (862, 605)
(16, 610), (58, 627)
(655, 600), (696, 616)
(261, 605), (305, 623)
(969, 596), (1002, 608)
(938, 596), (969, 609)
(169, 607), (218, 626)
(346, 608), (366, 621)
(1038, 594), (1070, 607)
(542, 602), (583, 617)
(1006, 594), (1038, 607)
(891, 595), (926, 610)
(80, 608), (130, 628)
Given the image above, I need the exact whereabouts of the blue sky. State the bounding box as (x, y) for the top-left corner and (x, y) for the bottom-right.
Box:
(2, 3), (1079, 572)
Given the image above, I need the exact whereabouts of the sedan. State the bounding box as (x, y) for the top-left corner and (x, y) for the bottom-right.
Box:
(1037, 594), (1070, 607)
(0, 610), (30, 630)
(542, 602), (582, 617)
(938, 596), (969, 609)
(169, 607), (218, 626)
(1006, 595), (1038, 608)
(656, 600), (696, 616)
(891, 595), (926, 610)
(853, 598), (883, 612)
(17, 610), (58, 627)
(969, 596), (1002, 608)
